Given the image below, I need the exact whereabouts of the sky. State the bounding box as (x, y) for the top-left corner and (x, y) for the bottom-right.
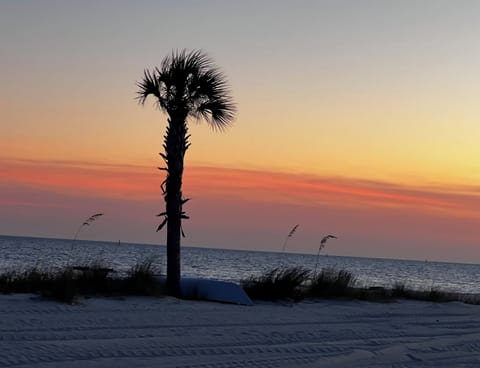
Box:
(1, 0), (480, 263)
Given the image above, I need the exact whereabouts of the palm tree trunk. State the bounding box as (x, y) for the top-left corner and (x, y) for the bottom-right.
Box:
(166, 206), (181, 295)
(164, 114), (188, 296)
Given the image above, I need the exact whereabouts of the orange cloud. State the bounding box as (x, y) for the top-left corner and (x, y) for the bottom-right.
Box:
(185, 166), (480, 218)
(1, 159), (158, 200)
(1, 158), (479, 220)
(2, 158), (479, 262)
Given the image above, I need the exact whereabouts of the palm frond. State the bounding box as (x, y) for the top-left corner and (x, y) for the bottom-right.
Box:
(195, 97), (236, 131)
(137, 49), (236, 129)
(190, 65), (236, 130)
(136, 69), (161, 106)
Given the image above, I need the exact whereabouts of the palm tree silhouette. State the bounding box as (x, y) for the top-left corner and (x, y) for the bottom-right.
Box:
(137, 50), (236, 294)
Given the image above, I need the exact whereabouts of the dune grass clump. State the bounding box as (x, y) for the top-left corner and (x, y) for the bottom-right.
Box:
(37, 268), (79, 303)
(389, 282), (471, 303)
(0, 267), (50, 294)
(392, 281), (407, 297)
(0, 259), (165, 304)
(240, 266), (480, 305)
(0, 267), (78, 303)
(0, 262), (115, 303)
(70, 261), (114, 293)
(241, 266), (310, 301)
(308, 268), (356, 298)
(124, 258), (164, 295)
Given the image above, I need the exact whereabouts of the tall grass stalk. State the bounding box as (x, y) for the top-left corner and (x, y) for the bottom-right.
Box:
(313, 234), (337, 275)
(281, 224), (299, 254)
(70, 213), (104, 250)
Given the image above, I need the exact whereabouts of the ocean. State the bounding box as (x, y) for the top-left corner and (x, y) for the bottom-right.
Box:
(1, 235), (479, 294)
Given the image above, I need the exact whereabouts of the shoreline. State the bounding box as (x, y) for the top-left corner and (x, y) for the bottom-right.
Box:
(2, 235), (480, 295)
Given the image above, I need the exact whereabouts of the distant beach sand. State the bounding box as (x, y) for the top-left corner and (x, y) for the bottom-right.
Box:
(1, 294), (480, 367)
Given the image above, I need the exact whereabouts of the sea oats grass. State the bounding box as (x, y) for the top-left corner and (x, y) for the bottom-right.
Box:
(241, 266), (310, 301)
(241, 267), (480, 305)
(0, 259), (165, 303)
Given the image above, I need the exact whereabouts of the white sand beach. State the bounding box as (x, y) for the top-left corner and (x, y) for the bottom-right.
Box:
(1, 294), (480, 367)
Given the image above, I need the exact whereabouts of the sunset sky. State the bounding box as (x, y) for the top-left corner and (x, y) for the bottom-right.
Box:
(1, 1), (480, 263)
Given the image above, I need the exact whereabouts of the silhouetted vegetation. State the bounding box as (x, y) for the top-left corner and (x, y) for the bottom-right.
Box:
(241, 266), (310, 301)
(124, 258), (161, 295)
(0, 260), (164, 304)
(314, 234), (337, 274)
(308, 268), (356, 297)
(137, 49), (236, 295)
(389, 281), (470, 303)
(241, 266), (480, 305)
(70, 213), (103, 250)
(281, 224), (299, 253)
(2, 262), (479, 305)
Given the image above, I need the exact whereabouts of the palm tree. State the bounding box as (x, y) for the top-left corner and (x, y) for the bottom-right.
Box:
(137, 50), (236, 295)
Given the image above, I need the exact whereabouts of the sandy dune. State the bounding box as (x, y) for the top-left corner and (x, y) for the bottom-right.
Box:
(1, 294), (480, 367)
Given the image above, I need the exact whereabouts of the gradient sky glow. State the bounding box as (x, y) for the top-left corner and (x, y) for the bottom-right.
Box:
(1, 1), (479, 263)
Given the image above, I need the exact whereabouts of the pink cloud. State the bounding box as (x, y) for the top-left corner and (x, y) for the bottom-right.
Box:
(2, 158), (480, 219)
(1, 158), (479, 262)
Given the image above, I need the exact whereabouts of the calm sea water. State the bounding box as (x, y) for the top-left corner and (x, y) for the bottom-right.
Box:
(1, 235), (479, 294)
